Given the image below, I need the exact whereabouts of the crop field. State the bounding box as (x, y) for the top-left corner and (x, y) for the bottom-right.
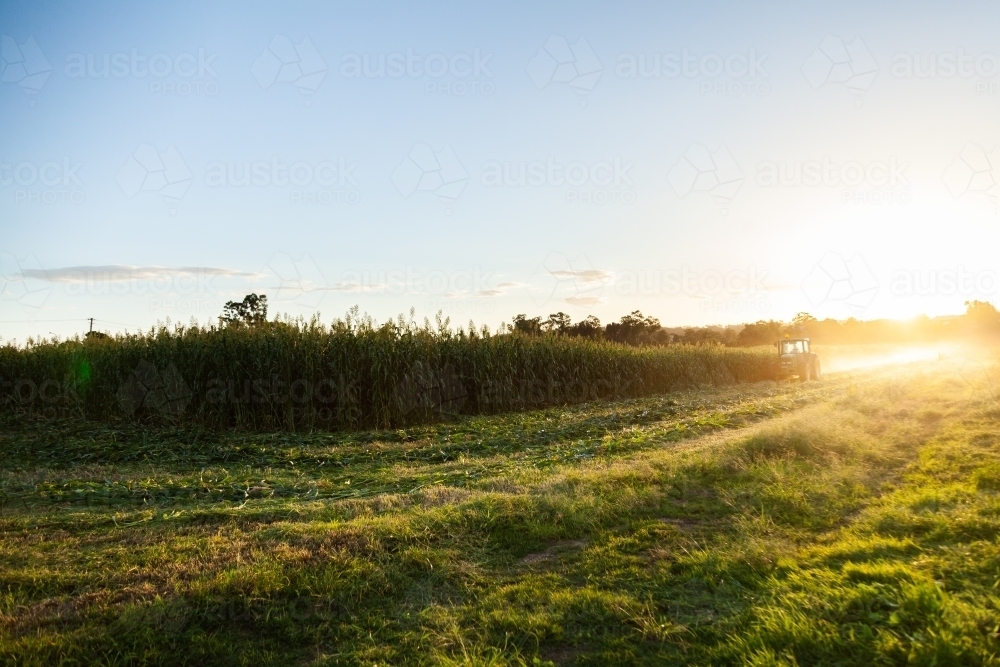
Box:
(0, 322), (777, 430)
(3, 349), (1000, 665)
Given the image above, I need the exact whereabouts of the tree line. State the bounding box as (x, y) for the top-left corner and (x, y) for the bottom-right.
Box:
(217, 293), (1000, 347)
(511, 301), (1000, 347)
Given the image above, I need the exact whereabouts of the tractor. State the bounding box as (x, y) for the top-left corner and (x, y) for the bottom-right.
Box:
(775, 337), (821, 381)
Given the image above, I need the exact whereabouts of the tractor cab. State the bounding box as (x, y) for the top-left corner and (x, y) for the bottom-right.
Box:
(775, 337), (821, 381)
(779, 339), (809, 356)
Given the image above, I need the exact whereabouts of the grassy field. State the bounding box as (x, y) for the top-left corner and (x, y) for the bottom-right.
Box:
(3, 351), (1000, 665)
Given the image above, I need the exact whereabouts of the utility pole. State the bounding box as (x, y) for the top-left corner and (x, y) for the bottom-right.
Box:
(88, 318), (94, 333)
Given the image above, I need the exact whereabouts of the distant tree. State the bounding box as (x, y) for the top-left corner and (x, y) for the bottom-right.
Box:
(568, 315), (603, 339)
(542, 312), (572, 334)
(605, 310), (661, 346)
(964, 300), (1000, 335)
(221, 293), (268, 327)
(84, 330), (109, 340)
(720, 325), (740, 346)
(511, 314), (542, 336)
(680, 327), (724, 345)
(965, 300), (1000, 322)
(736, 320), (784, 346)
(790, 312), (818, 337)
(787, 312), (819, 338)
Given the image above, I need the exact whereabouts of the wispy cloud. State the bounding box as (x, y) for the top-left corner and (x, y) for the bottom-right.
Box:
(565, 295), (604, 306)
(477, 280), (524, 297)
(19, 265), (259, 282)
(549, 269), (613, 284)
(325, 282), (383, 292)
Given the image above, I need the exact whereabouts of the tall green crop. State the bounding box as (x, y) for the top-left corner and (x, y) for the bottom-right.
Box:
(0, 319), (778, 430)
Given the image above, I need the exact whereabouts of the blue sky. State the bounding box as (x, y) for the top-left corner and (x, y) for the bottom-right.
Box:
(3, 0), (1000, 342)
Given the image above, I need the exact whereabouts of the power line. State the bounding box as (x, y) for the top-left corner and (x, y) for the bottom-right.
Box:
(0, 317), (142, 328)
(0, 318), (91, 323)
(94, 318), (142, 327)
(0, 317), (174, 328)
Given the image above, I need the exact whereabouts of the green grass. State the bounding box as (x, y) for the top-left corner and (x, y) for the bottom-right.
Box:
(3, 358), (1000, 665)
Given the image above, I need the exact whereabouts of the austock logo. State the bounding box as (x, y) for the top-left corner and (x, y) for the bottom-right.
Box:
(197, 375), (354, 426)
(756, 156), (911, 205)
(479, 156), (636, 205)
(1, 157), (86, 205)
(614, 266), (770, 297)
(801, 251), (879, 313)
(666, 143), (743, 212)
(483, 375), (638, 406)
(252, 252), (331, 309)
(111, 596), (352, 634)
(339, 47), (494, 96)
(329, 266), (496, 298)
(395, 362), (467, 417)
(942, 143), (999, 209)
(392, 362), (637, 415)
(527, 35), (602, 96)
(615, 48), (768, 79)
(891, 50), (998, 80)
(204, 156), (361, 205)
(340, 47), (493, 80)
(1, 35), (52, 100)
(755, 157), (908, 189)
(802, 35), (878, 105)
(0, 252), (53, 309)
(1, 376), (80, 418)
(615, 266), (772, 317)
(64, 47), (219, 96)
(525, 252), (613, 310)
(615, 48), (770, 97)
(252, 35), (327, 95)
(204, 376), (342, 406)
(116, 144), (193, 204)
(392, 143), (469, 205)
(117, 361), (193, 418)
(891, 266), (999, 297)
